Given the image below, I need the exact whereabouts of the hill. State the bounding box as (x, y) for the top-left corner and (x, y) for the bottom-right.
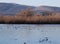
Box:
(0, 3), (60, 16)
(0, 3), (35, 16)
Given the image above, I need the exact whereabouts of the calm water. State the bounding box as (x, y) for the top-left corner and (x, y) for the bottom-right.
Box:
(0, 24), (60, 44)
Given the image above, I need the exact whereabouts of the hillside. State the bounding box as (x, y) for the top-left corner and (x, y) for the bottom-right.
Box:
(36, 6), (60, 12)
(0, 3), (60, 24)
(0, 3), (60, 16)
(34, 6), (60, 14)
(0, 3), (35, 16)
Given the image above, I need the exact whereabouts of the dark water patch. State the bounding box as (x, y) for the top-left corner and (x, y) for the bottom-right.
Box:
(39, 37), (48, 43)
(24, 42), (26, 44)
(14, 38), (18, 40)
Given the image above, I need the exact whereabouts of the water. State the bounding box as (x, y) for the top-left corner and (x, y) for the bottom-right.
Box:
(0, 24), (60, 44)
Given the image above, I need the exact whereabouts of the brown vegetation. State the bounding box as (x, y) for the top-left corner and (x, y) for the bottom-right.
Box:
(0, 8), (60, 24)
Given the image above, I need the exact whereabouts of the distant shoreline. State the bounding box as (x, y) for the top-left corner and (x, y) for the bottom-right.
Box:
(0, 15), (60, 24)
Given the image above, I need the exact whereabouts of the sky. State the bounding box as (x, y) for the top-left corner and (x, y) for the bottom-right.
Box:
(0, 0), (60, 7)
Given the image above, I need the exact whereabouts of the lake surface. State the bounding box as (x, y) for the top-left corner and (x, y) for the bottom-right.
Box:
(0, 24), (60, 44)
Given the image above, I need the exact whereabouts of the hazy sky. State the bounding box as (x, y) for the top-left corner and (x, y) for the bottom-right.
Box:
(0, 0), (60, 7)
